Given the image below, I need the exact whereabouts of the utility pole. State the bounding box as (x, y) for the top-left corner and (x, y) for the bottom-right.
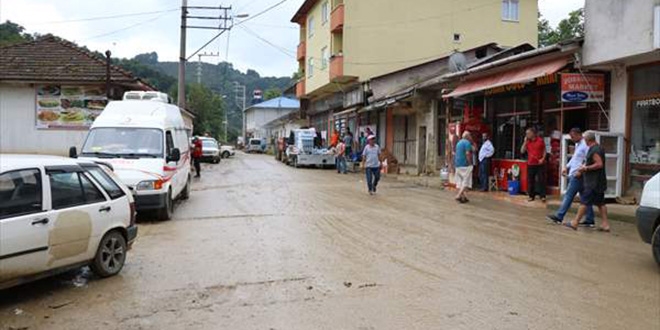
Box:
(177, 1), (233, 109)
(196, 52), (220, 84)
(233, 82), (246, 140)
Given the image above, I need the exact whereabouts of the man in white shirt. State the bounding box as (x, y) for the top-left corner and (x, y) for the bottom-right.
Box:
(546, 128), (595, 225)
(478, 133), (495, 191)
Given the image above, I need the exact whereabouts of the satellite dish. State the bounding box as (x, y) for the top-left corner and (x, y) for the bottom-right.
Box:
(448, 52), (468, 73)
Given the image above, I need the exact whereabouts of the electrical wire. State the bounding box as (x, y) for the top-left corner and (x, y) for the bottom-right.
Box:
(236, 24), (296, 58)
(30, 8), (178, 25)
(81, 12), (174, 42)
(234, 0), (290, 26)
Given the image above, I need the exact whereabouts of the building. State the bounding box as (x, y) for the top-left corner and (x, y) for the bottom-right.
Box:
(244, 96), (300, 140)
(0, 36), (194, 155)
(291, 0), (539, 167)
(583, 0), (660, 198)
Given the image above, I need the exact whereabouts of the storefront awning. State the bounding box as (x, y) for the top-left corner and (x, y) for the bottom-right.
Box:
(360, 90), (414, 113)
(332, 107), (358, 118)
(443, 57), (569, 98)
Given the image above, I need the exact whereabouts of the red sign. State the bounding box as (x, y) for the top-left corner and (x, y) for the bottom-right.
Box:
(560, 73), (605, 103)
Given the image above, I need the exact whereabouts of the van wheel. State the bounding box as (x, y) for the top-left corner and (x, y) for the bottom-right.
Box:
(652, 225), (660, 267)
(181, 176), (191, 200)
(158, 189), (174, 220)
(91, 231), (127, 278)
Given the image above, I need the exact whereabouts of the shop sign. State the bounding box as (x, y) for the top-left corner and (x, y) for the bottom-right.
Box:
(536, 73), (558, 86)
(560, 73), (605, 103)
(36, 85), (107, 130)
(484, 83), (526, 96)
(634, 97), (660, 108)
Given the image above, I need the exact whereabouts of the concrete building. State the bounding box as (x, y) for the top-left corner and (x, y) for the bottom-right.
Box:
(583, 0), (660, 197)
(0, 36), (159, 156)
(244, 96), (300, 140)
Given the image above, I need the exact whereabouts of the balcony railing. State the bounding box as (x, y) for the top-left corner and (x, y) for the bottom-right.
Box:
(330, 4), (344, 33)
(297, 41), (306, 61)
(329, 55), (344, 81)
(296, 78), (306, 98)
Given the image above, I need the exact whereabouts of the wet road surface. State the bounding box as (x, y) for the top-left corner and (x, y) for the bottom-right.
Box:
(1, 153), (659, 330)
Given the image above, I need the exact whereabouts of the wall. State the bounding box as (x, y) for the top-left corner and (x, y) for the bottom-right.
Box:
(0, 84), (87, 156)
(245, 108), (299, 138)
(343, 0), (538, 81)
(583, 0), (660, 66)
(304, 0), (332, 94)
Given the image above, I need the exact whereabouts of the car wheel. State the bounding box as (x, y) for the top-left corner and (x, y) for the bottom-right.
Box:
(652, 224), (660, 267)
(91, 231), (127, 278)
(222, 151), (230, 158)
(158, 189), (174, 220)
(213, 156), (220, 164)
(181, 176), (191, 200)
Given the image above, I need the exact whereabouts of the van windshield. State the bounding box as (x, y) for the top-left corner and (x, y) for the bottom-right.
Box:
(81, 128), (163, 158)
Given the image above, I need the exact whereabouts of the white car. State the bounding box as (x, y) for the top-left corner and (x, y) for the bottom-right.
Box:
(0, 155), (138, 290)
(636, 172), (660, 266)
(220, 145), (236, 159)
(199, 137), (221, 164)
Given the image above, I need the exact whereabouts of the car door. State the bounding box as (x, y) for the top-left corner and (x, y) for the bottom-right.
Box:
(0, 168), (53, 284)
(83, 165), (131, 236)
(46, 168), (109, 269)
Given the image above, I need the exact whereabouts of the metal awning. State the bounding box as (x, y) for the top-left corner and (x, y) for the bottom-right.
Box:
(332, 107), (358, 118)
(443, 57), (569, 98)
(359, 90), (414, 113)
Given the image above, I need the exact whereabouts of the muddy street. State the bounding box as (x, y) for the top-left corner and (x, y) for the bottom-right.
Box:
(1, 153), (658, 330)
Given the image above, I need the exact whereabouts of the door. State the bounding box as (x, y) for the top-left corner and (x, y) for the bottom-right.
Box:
(596, 132), (624, 198)
(0, 168), (52, 283)
(46, 170), (109, 269)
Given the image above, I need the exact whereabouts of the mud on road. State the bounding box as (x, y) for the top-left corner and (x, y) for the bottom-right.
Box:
(1, 153), (659, 330)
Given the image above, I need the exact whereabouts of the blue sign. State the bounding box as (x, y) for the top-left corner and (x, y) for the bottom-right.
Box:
(562, 91), (589, 102)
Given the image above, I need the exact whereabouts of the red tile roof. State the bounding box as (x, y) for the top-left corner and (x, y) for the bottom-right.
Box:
(0, 35), (149, 87)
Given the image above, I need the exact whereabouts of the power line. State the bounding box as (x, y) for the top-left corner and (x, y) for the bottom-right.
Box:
(234, 0), (290, 26)
(31, 8), (178, 25)
(237, 25), (296, 58)
(81, 12), (174, 42)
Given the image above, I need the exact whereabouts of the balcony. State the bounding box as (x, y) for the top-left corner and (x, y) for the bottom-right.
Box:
(329, 55), (344, 81)
(296, 78), (306, 98)
(297, 41), (306, 61)
(330, 4), (344, 33)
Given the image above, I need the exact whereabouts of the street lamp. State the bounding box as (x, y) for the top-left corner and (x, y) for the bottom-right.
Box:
(234, 14), (249, 19)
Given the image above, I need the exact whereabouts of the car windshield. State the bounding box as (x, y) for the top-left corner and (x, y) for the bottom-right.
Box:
(202, 140), (217, 148)
(250, 140), (261, 145)
(82, 128), (163, 158)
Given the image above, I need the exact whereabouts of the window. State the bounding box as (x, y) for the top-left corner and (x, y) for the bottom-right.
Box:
(453, 33), (461, 43)
(502, 0), (519, 21)
(50, 172), (105, 210)
(308, 57), (314, 77)
(85, 166), (125, 200)
(321, 1), (329, 24)
(308, 16), (315, 38)
(81, 127), (164, 158)
(0, 169), (42, 219)
(166, 131), (175, 156)
(321, 47), (329, 69)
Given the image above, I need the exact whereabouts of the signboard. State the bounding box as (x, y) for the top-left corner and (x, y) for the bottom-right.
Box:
(36, 85), (107, 130)
(560, 73), (605, 103)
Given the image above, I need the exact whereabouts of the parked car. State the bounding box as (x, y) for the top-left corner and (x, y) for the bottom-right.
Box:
(636, 172), (660, 266)
(220, 144), (236, 159)
(0, 154), (138, 290)
(200, 138), (221, 164)
(73, 91), (191, 221)
(246, 138), (265, 153)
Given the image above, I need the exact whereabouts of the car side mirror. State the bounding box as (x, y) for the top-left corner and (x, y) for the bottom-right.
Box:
(168, 148), (181, 162)
(69, 146), (78, 158)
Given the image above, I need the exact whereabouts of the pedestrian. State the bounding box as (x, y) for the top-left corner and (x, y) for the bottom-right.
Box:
(520, 127), (547, 202)
(359, 131), (367, 152)
(454, 131), (473, 203)
(546, 128), (595, 226)
(478, 132), (494, 192)
(336, 138), (347, 174)
(565, 130), (611, 232)
(362, 135), (381, 195)
(330, 129), (339, 147)
(192, 136), (203, 178)
(344, 129), (354, 160)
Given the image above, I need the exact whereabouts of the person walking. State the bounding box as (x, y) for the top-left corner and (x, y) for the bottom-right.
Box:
(521, 127), (547, 202)
(192, 136), (203, 178)
(343, 130), (354, 161)
(478, 132), (495, 192)
(454, 131), (474, 203)
(336, 138), (347, 174)
(362, 135), (381, 195)
(565, 131), (611, 232)
(546, 128), (595, 226)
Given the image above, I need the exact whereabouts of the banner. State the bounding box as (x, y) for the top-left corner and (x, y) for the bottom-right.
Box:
(36, 85), (107, 130)
(560, 73), (605, 103)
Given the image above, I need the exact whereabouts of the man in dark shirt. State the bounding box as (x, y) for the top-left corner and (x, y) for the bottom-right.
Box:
(565, 130), (610, 231)
(520, 127), (547, 202)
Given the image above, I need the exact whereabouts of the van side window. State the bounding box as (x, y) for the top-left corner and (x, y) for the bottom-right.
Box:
(50, 172), (105, 210)
(166, 131), (174, 156)
(0, 169), (42, 219)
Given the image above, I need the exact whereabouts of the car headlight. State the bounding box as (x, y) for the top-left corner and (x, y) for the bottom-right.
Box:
(136, 179), (164, 191)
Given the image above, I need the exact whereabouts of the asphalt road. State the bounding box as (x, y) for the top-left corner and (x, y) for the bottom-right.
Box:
(1, 153), (659, 330)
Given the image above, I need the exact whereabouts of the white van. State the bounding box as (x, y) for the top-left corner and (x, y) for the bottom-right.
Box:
(72, 92), (191, 220)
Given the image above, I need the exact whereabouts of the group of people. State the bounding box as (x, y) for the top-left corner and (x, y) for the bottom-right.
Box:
(453, 127), (610, 232)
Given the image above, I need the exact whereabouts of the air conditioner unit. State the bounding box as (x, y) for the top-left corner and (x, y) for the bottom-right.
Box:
(122, 91), (171, 103)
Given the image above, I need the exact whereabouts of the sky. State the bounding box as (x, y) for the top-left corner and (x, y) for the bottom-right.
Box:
(1, 0), (584, 78)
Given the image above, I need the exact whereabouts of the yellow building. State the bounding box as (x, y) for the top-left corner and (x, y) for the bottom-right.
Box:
(292, 0), (539, 99)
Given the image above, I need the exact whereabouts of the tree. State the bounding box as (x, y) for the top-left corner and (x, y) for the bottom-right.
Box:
(187, 84), (226, 140)
(264, 88), (282, 100)
(0, 21), (33, 46)
(538, 9), (584, 47)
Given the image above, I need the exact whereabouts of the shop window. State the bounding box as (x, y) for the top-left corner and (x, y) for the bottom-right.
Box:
(632, 66), (660, 96)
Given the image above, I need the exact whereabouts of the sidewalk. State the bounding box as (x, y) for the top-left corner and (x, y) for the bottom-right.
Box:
(394, 173), (637, 223)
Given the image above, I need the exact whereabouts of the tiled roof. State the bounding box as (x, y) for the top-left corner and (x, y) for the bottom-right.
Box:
(0, 35), (142, 84)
